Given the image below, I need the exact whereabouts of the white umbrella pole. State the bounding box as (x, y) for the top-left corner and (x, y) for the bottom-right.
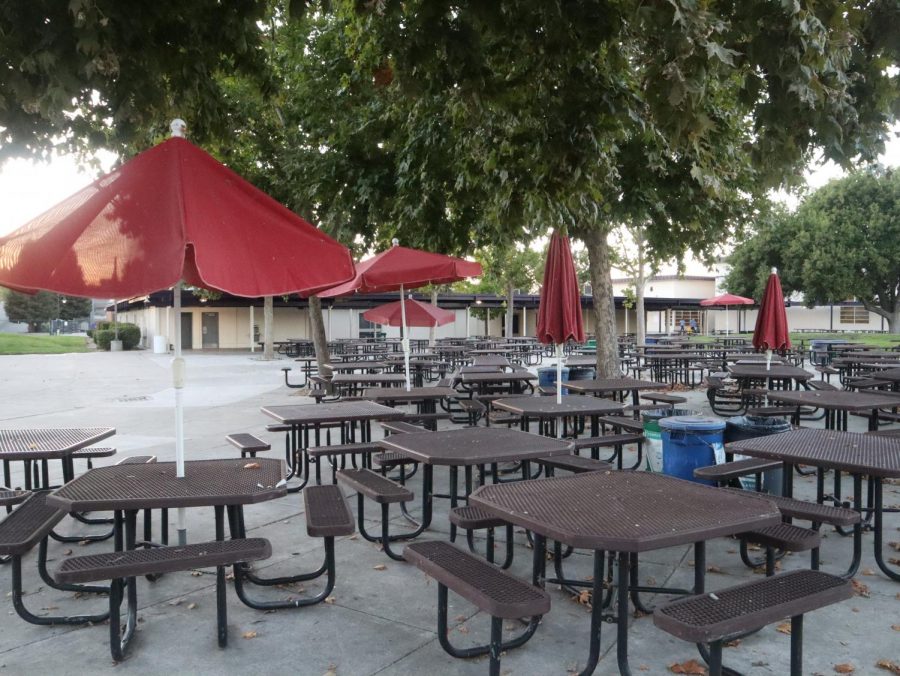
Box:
(766, 349), (773, 371)
(173, 282), (187, 545)
(556, 344), (563, 405)
(400, 284), (411, 391)
(725, 307), (729, 336)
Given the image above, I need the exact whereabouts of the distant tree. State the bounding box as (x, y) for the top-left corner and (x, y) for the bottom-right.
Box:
(611, 223), (669, 345)
(473, 245), (544, 337)
(726, 169), (900, 331)
(2, 289), (56, 331)
(58, 295), (92, 320)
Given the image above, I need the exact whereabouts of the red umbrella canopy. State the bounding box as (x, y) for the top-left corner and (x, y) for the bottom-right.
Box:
(363, 298), (455, 327)
(536, 231), (585, 345)
(317, 242), (482, 297)
(700, 293), (755, 307)
(0, 136), (354, 298)
(753, 271), (791, 351)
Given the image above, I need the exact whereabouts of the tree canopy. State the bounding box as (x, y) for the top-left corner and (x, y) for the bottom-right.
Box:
(726, 168), (900, 330)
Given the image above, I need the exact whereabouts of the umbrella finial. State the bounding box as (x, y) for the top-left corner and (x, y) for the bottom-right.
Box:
(391, 238), (400, 247)
(771, 267), (778, 274)
(170, 119), (187, 137)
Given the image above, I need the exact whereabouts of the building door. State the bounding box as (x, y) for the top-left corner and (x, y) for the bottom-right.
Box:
(201, 312), (219, 348)
(180, 313), (193, 350)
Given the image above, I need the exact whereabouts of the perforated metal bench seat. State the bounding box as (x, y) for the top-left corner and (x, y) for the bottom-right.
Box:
(724, 489), (860, 527)
(693, 458), (782, 482)
(266, 423), (293, 433)
(808, 380), (839, 391)
(623, 403), (673, 413)
(455, 399), (486, 413)
(596, 416), (644, 433)
(571, 433), (644, 450)
(56, 539), (272, 584)
(404, 541), (549, 619)
(336, 468), (413, 503)
(372, 451), (415, 467)
(654, 569), (851, 644)
(226, 433), (271, 455)
(71, 447), (117, 459)
(449, 505), (508, 530)
(306, 442), (386, 458)
(304, 485), (354, 538)
(115, 455), (156, 465)
(537, 454), (613, 474)
(640, 393), (687, 404)
(0, 492), (64, 556)
(745, 406), (794, 417)
(739, 523), (821, 552)
(381, 421), (430, 435)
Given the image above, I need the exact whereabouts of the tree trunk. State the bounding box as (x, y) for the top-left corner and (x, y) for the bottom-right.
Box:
(262, 296), (274, 360)
(429, 288), (438, 346)
(506, 282), (515, 337)
(861, 299), (900, 334)
(580, 228), (619, 378)
(308, 295), (331, 373)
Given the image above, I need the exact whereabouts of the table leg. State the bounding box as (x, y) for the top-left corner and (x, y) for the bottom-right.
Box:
(615, 551), (631, 676)
(873, 478), (900, 581)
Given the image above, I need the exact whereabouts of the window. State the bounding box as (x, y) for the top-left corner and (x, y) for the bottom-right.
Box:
(839, 306), (869, 324)
(358, 313), (384, 339)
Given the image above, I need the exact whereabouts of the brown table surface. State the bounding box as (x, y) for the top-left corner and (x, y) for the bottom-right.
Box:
(0, 488), (31, 507)
(330, 373), (408, 385)
(471, 355), (512, 367)
(564, 377), (667, 395)
(0, 427), (116, 460)
(564, 356), (598, 367)
(381, 427), (573, 466)
(869, 368), (900, 382)
(727, 428), (900, 478)
(726, 364), (812, 379)
(262, 400), (406, 424)
(766, 389), (900, 411)
(47, 458), (286, 512)
(325, 361), (388, 372)
(459, 371), (537, 383)
(361, 386), (457, 402)
(470, 471), (781, 552)
(492, 396), (624, 417)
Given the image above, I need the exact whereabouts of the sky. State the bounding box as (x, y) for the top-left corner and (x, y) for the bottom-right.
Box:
(0, 130), (897, 241)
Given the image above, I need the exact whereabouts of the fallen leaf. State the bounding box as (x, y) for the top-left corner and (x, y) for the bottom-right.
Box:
(706, 565), (725, 574)
(834, 664), (855, 673)
(373, 564), (386, 571)
(876, 659), (900, 674)
(169, 598), (183, 606)
(776, 622), (792, 635)
(638, 666), (650, 672)
(892, 625), (900, 632)
(348, 535), (358, 541)
(889, 541), (899, 551)
(323, 663), (338, 676)
(457, 625), (469, 634)
(242, 630), (258, 639)
(226, 572), (235, 581)
(724, 639), (741, 648)
(850, 579), (870, 598)
(190, 570), (203, 577)
(324, 596), (336, 604)
(64, 549), (73, 556)
(243, 462), (261, 469)
(668, 659), (707, 674)
(454, 615), (467, 622)
(862, 568), (876, 576)
(187, 602), (197, 610)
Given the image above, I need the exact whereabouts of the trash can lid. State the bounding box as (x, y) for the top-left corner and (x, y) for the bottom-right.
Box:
(659, 415), (726, 432)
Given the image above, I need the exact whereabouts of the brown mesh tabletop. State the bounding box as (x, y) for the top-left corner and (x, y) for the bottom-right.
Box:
(0, 427), (116, 460)
(564, 378), (667, 395)
(874, 368), (900, 383)
(469, 471), (781, 552)
(381, 427), (574, 466)
(727, 428), (900, 478)
(726, 364), (813, 380)
(261, 400), (405, 425)
(492, 396), (624, 418)
(330, 373), (407, 385)
(766, 390), (900, 411)
(459, 372), (537, 384)
(325, 361), (388, 372)
(47, 458), (287, 512)
(361, 387), (457, 402)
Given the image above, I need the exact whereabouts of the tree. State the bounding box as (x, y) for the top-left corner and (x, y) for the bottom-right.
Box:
(472, 244), (544, 337)
(2, 289), (57, 331)
(727, 169), (900, 331)
(611, 223), (666, 345)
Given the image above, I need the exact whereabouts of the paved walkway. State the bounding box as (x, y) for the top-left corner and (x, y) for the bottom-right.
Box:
(0, 349), (896, 675)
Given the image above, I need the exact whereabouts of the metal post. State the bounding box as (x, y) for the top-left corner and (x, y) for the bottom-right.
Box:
(250, 304), (255, 352)
(173, 282), (187, 545)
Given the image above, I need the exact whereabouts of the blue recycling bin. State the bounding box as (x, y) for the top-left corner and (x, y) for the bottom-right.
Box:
(659, 416), (726, 485)
(537, 366), (570, 394)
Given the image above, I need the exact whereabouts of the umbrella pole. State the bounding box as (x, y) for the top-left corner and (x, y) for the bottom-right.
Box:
(556, 344), (563, 406)
(173, 282), (187, 545)
(725, 307), (729, 336)
(400, 284), (411, 391)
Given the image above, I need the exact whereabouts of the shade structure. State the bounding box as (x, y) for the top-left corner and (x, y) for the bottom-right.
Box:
(753, 269), (791, 369)
(363, 298), (455, 328)
(318, 241), (482, 390)
(536, 231), (585, 404)
(0, 122), (355, 543)
(699, 293), (754, 336)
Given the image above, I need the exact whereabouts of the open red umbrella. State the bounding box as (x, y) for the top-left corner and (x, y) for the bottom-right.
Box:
(753, 268), (791, 369)
(319, 240), (482, 389)
(699, 293), (754, 335)
(363, 298), (455, 328)
(0, 120), (354, 542)
(536, 230), (585, 404)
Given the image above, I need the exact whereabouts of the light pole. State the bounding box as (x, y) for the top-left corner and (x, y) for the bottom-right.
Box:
(55, 295), (66, 334)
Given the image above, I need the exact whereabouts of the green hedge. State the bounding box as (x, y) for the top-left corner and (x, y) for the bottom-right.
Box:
(93, 323), (142, 350)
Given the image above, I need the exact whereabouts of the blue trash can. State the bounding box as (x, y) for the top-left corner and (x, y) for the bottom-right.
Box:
(537, 366), (570, 394)
(725, 416), (791, 495)
(659, 416), (726, 485)
(567, 366), (596, 382)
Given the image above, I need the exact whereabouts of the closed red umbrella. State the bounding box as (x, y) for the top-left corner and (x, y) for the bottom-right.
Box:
(699, 293), (754, 335)
(0, 120), (354, 543)
(364, 298), (455, 327)
(319, 240), (482, 390)
(753, 268), (791, 369)
(536, 231), (585, 404)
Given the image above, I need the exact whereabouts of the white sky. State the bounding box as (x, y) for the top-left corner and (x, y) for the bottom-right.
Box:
(1, 130), (897, 242)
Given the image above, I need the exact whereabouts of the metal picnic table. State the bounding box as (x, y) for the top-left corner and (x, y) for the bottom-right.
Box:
(0, 427), (116, 490)
(470, 471), (781, 675)
(492, 395), (624, 438)
(765, 389), (900, 431)
(564, 377), (667, 408)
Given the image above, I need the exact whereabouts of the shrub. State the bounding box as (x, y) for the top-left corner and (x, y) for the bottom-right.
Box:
(93, 323), (142, 350)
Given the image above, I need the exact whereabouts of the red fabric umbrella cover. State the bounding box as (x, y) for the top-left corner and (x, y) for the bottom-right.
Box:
(317, 244), (482, 297)
(363, 298), (455, 327)
(699, 293), (755, 307)
(536, 231), (585, 345)
(0, 136), (354, 298)
(753, 271), (791, 351)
